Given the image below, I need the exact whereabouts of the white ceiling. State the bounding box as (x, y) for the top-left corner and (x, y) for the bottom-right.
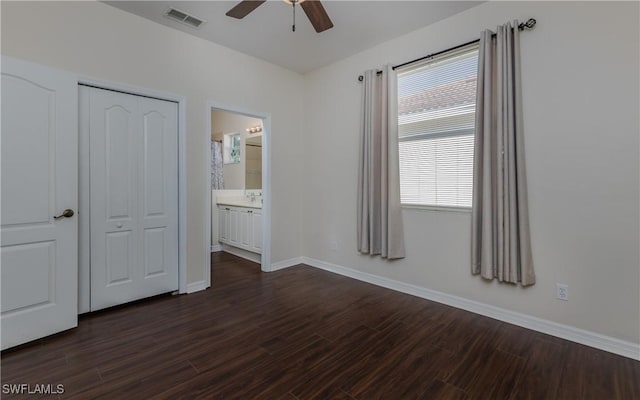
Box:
(105, 1), (483, 74)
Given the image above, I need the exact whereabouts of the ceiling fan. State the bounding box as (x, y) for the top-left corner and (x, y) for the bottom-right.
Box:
(226, 0), (334, 33)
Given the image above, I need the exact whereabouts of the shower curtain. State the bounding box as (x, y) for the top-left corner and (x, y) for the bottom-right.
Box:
(211, 141), (224, 190)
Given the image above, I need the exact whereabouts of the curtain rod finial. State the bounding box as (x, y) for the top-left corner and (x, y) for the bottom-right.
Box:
(519, 18), (536, 31)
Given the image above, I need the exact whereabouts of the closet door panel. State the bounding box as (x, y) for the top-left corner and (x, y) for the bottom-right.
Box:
(138, 97), (178, 295)
(90, 89), (138, 310)
(144, 227), (166, 277)
(105, 231), (134, 285)
(142, 110), (166, 218)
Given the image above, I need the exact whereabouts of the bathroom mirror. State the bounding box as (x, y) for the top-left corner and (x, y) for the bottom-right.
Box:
(245, 135), (262, 189)
(211, 108), (263, 190)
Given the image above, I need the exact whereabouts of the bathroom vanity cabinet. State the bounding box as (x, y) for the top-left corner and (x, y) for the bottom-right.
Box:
(218, 205), (262, 254)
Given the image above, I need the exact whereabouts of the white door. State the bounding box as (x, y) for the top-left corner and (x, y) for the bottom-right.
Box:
(219, 206), (229, 242)
(240, 209), (252, 247)
(1, 57), (78, 350)
(88, 87), (178, 311)
(252, 211), (263, 252)
(228, 209), (239, 245)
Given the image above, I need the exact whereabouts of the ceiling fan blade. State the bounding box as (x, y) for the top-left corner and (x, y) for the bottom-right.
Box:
(300, 0), (333, 33)
(226, 0), (266, 19)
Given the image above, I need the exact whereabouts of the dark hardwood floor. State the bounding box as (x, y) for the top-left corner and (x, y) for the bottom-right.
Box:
(2, 252), (639, 399)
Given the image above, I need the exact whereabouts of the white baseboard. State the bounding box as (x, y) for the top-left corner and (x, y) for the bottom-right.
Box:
(210, 244), (223, 252)
(269, 257), (304, 272)
(221, 246), (261, 264)
(301, 257), (640, 361)
(186, 280), (209, 294)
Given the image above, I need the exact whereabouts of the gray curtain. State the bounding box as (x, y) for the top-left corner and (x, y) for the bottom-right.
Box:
(471, 21), (535, 286)
(211, 141), (224, 190)
(357, 65), (405, 259)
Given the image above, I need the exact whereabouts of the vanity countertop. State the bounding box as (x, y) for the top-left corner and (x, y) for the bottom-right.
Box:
(217, 197), (262, 209)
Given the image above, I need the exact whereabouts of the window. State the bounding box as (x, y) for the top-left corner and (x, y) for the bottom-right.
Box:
(397, 45), (478, 209)
(223, 132), (241, 164)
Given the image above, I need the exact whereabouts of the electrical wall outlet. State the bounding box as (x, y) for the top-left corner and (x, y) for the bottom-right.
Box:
(330, 240), (339, 252)
(556, 283), (569, 301)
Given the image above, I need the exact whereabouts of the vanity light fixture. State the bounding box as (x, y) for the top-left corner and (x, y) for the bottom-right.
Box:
(246, 126), (262, 134)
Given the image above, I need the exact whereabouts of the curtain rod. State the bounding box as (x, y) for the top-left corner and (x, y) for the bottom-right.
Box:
(357, 18), (536, 82)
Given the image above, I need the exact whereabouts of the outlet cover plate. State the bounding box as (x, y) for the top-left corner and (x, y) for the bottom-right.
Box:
(556, 283), (569, 301)
(330, 240), (339, 252)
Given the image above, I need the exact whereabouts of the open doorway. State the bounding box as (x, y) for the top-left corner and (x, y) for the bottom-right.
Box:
(205, 103), (271, 284)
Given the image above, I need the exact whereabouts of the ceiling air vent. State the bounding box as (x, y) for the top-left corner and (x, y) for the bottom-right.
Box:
(164, 7), (205, 28)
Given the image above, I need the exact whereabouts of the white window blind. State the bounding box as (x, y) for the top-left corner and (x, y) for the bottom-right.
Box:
(397, 45), (478, 208)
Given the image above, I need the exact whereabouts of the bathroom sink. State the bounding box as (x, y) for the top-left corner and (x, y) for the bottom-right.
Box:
(216, 197), (262, 209)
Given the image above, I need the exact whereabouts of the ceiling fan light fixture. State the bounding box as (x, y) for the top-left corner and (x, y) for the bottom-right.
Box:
(283, 0), (306, 32)
(226, 0), (333, 33)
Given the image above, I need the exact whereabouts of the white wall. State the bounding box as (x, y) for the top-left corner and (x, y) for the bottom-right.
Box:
(1, 1), (304, 284)
(302, 1), (640, 344)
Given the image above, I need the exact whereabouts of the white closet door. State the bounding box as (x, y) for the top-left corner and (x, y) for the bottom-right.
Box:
(89, 89), (139, 310)
(1, 57), (78, 349)
(137, 97), (178, 300)
(89, 88), (178, 311)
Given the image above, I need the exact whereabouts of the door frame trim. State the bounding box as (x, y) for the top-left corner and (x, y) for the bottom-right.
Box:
(205, 101), (272, 282)
(77, 77), (188, 294)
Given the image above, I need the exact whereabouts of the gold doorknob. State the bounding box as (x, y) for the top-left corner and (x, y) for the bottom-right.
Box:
(54, 209), (75, 219)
